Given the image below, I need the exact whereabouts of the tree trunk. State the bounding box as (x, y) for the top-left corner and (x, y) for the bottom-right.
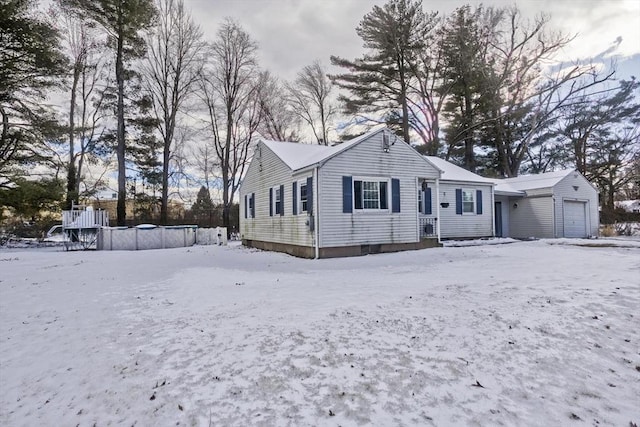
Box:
(66, 60), (82, 210)
(398, 64), (410, 143)
(116, 30), (127, 226)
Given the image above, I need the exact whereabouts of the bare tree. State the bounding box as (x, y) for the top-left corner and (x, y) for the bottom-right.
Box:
(287, 61), (334, 144)
(142, 0), (205, 224)
(198, 19), (261, 231)
(61, 0), (157, 225)
(256, 71), (300, 141)
(54, 1), (112, 207)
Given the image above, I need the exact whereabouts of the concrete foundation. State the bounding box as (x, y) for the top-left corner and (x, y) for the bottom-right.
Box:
(242, 239), (441, 259)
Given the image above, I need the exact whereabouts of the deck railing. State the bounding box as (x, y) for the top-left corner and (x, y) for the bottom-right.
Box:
(62, 209), (109, 229)
(419, 217), (437, 238)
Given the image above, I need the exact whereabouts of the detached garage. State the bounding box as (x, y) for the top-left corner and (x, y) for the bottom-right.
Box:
(494, 170), (599, 239)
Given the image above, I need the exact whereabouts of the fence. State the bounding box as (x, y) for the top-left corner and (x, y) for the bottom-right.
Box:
(419, 217), (437, 238)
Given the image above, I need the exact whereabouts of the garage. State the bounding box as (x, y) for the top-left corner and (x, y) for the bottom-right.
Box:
(563, 200), (587, 238)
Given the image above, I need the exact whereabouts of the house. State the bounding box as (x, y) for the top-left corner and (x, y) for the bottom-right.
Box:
(239, 128), (494, 258)
(615, 200), (640, 213)
(423, 156), (495, 240)
(494, 170), (599, 239)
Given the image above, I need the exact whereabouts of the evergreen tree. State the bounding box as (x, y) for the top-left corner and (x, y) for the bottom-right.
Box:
(190, 185), (214, 226)
(0, 0), (67, 186)
(330, 0), (438, 144)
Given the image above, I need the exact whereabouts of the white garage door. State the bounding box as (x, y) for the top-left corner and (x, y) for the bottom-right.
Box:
(563, 201), (587, 238)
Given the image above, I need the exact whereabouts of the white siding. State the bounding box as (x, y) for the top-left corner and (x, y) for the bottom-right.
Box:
(318, 133), (439, 248)
(239, 143), (314, 247)
(509, 196), (554, 238)
(553, 173), (599, 237)
(438, 182), (494, 239)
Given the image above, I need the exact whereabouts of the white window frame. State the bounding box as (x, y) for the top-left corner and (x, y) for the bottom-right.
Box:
(248, 193), (255, 218)
(353, 177), (390, 212)
(462, 188), (475, 214)
(418, 188), (423, 213)
(272, 186), (282, 215)
(298, 179), (308, 213)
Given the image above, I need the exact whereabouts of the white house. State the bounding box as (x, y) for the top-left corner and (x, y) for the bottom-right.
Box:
(423, 156), (495, 240)
(494, 170), (599, 239)
(239, 128), (494, 258)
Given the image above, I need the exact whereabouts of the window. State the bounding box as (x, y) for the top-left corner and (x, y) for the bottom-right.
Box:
(418, 189), (423, 213)
(299, 181), (308, 212)
(462, 189), (475, 214)
(353, 179), (389, 211)
(249, 194), (254, 218)
(270, 185), (284, 216)
(274, 186), (282, 215)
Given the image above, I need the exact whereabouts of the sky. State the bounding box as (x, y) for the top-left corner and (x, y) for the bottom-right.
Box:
(185, 0), (640, 82)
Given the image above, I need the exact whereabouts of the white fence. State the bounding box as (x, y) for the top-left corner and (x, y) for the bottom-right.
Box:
(63, 209), (109, 229)
(97, 226), (227, 251)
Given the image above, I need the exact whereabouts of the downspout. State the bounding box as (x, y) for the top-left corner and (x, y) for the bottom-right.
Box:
(491, 185), (496, 237)
(314, 166), (320, 259)
(552, 196), (557, 238)
(415, 177), (420, 242)
(435, 177), (441, 243)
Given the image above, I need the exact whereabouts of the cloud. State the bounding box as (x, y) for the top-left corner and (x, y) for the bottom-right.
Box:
(184, 0), (640, 82)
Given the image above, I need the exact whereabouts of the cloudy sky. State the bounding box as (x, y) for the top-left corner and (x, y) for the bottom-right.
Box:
(186, 0), (640, 81)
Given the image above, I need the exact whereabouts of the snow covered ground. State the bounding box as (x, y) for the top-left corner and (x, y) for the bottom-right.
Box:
(1, 240), (638, 426)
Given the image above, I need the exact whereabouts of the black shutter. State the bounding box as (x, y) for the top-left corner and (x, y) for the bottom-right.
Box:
(292, 182), (297, 215)
(269, 187), (273, 216)
(391, 178), (400, 213)
(307, 177), (313, 214)
(244, 195), (248, 218)
(476, 190), (483, 214)
(342, 176), (353, 213)
(455, 189), (462, 215)
(425, 188), (432, 215)
(354, 180), (362, 210)
(379, 181), (388, 209)
(280, 184), (285, 216)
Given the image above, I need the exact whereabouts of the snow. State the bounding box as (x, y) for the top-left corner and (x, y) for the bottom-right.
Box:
(261, 139), (335, 171)
(423, 156), (496, 184)
(496, 169), (574, 192)
(1, 241), (639, 426)
(261, 128), (376, 172)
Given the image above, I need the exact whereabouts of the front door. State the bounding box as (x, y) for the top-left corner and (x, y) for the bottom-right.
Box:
(494, 201), (503, 237)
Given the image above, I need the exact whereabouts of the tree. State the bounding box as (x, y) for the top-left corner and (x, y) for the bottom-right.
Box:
(0, 0), (67, 186)
(287, 61), (334, 144)
(553, 79), (640, 213)
(0, 176), (64, 222)
(52, 0), (112, 208)
(440, 5), (501, 172)
(61, 0), (157, 225)
(189, 185), (214, 226)
(198, 19), (261, 233)
(440, 5), (616, 176)
(142, 0), (204, 224)
(256, 71), (300, 142)
(330, 0), (438, 144)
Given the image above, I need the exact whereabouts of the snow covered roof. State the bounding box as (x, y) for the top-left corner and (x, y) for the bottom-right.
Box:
(423, 156), (495, 184)
(261, 128), (388, 172)
(493, 181), (525, 196)
(261, 139), (335, 171)
(496, 169), (575, 192)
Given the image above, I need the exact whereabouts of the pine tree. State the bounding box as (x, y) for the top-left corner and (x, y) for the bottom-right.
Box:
(330, 0), (438, 144)
(0, 0), (67, 185)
